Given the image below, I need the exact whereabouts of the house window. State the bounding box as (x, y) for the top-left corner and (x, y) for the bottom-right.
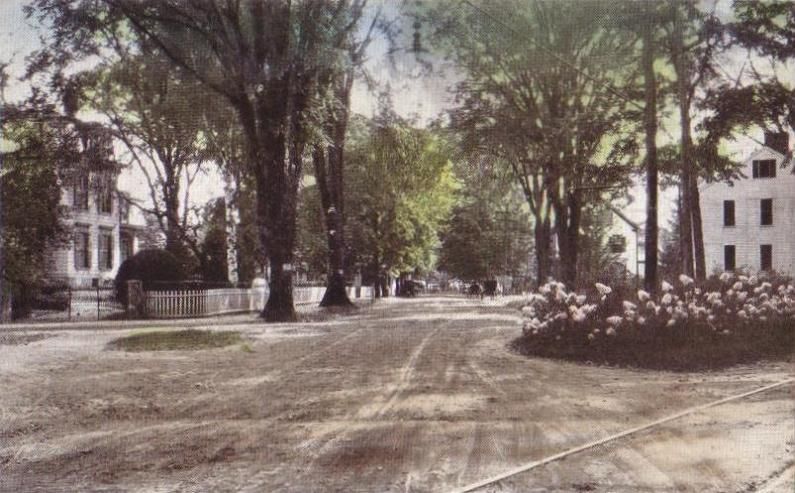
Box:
(74, 227), (91, 270)
(724, 245), (736, 271)
(723, 200), (735, 226)
(73, 175), (89, 211)
(760, 244), (772, 271)
(118, 195), (130, 224)
(98, 228), (114, 271)
(752, 159), (776, 178)
(98, 184), (113, 214)
(761, 198), (773, 226)
(120, 232), (134, 264)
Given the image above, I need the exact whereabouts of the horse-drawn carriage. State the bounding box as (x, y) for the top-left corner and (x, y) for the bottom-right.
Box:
(467, 280), (501, 299)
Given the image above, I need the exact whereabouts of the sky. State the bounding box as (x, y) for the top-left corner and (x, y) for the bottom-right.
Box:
(0, 0), (785, 257)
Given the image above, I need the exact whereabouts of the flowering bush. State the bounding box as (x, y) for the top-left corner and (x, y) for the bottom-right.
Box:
(515, 271), (795, 370)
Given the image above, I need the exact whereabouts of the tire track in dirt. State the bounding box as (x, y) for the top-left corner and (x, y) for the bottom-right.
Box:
(466, 360), (508, 397)
(370, 327), (442, 420)
(250, 323), (370, 382)
(755, 462), (795, 493)
(250, 300), (440, 384)
(293, 323), (444, 474)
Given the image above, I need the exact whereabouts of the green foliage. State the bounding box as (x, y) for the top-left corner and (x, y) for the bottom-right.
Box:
(701, 2), (794, 142)
(1, 124), (67, 283)
(346, 113), (457, 278)
(231, 181), (265, 285)
(731, 1), (795, 62)
(439, 163), (533, 281)
(295, 183), (329, 282)
(1, 115), (74, 318)
(114, 249), (185, 303)
(574, 205), (625, 288)
(426, 0), (639, 286)
(659, 208), (683, 282)
(88, 52), (212, 263)
(198, 198), (228, 283)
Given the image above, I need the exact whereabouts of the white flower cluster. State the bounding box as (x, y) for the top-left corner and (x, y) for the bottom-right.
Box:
(521, 271), (795, 342)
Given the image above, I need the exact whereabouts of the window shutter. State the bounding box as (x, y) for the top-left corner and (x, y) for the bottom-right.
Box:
(724, 245), (735, 271)
(73, 233), (79, 269)
(752, 161), (759, 178)
(761, 199), (773, 225)
(723, 200), (735, 226)
(761, 244), (772, 271)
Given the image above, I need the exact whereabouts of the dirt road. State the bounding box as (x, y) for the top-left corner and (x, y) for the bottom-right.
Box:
(1, 297), (792, 492)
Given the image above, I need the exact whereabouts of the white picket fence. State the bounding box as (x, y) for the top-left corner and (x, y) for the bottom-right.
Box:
(143, 286), (372, 319)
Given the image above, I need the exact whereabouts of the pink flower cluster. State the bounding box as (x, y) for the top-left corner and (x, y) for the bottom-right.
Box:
(521, 272), (795, 341)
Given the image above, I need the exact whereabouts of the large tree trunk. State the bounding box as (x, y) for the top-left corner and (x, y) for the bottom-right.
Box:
(224, 180), (240, 285)
(553, 191), (581, 288)
(371, 211), (389, 298)
(265, 254), (296, 322)
(672, 2), (695, 278)
(164, 179), (182, 255)
(678, 180), (694, 277)
(642, 14), (659, 293)
(0, 288), (10, 324)
(534, 215), (552, 287)
(565, 194), (581, 288)
(314, 145), (353, 307)
(314, 68), (355, 307)
(258, 172), (298, 321)
(372, 258), (382, 298)
(669, 1), (707, 280)
(691, 179), (706, 279)
(249, 118), (298, 321)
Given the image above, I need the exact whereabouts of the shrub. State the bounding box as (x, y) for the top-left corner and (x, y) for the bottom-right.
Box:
(31, 281), (71, 311)
(115, 249), (186, 303)
(514, 271), (795, 370)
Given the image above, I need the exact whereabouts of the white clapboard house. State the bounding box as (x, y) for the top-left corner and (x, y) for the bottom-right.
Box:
(700, 132), (794, 276)
(44, 128), (143, 289)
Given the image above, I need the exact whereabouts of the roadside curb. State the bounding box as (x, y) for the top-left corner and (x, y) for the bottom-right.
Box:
(0, 300), (375, 333)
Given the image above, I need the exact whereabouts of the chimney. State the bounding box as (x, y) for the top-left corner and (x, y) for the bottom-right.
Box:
(764, 131), (789, 155)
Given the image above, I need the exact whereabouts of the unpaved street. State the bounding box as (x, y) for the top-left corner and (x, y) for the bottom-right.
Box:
(1, 297), (792, 492)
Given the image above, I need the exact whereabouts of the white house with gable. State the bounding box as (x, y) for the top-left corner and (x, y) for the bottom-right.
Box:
(43, 129), (144, 288)
(699, 132), (794, 276)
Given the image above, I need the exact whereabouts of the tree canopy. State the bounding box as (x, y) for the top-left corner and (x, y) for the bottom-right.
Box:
(345, 112), (456, 293)
(427, 0), (638, 287)
(439, 158), (533, 282)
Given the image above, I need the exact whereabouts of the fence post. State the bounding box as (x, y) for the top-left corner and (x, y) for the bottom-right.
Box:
(126, 280), (144, 319)
(68, 287), (72, 321)
(96, 286), (100, 321)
